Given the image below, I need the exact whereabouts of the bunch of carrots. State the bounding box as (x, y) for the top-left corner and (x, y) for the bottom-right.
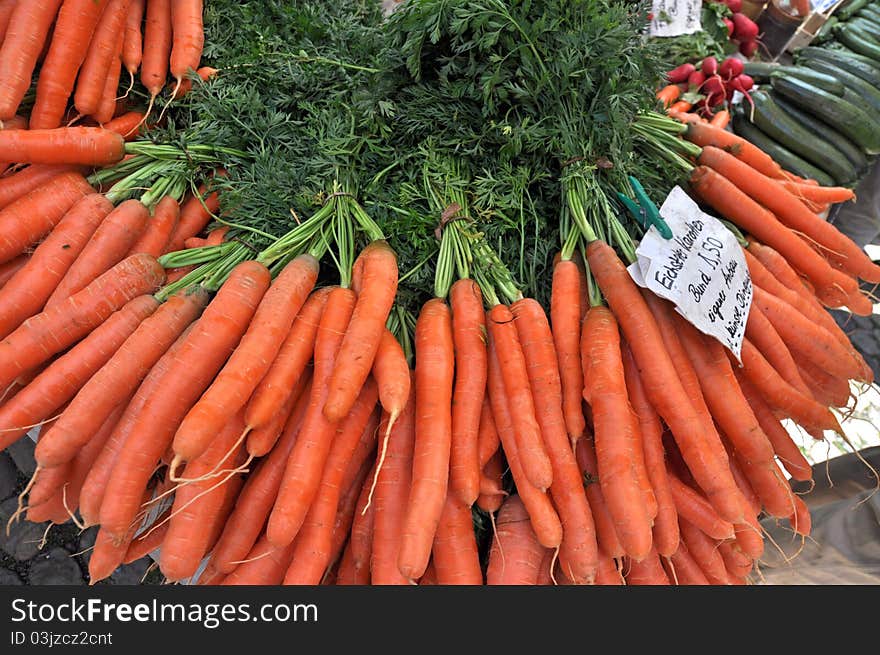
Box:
(0, 0), (209, 130)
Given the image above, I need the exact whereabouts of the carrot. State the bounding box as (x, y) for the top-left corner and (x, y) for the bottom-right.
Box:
(735, 370), (813, 482)
(397, 297), (455, 580)
(245, 373), (308, 459)
(667, 541), (711, 585)
(0, 295), (157, 450)
(172, 255), (318, 465)
(168, 0), (204, 96)
(127, 196), (179, 257)
(753, 286), (864, 382)
(745, 302), (811, 396)
(620, 342), (679, 557)
(74, 0), (131, 117)
(778, 179), (854, 204)
(709, 109), (730, 128)
(475, 449), (505, 514)
(684, 121), (787, 179)
(208, 380), (310, 574)
(163, 180), (222, 252)
(486, 326), (562, 550)
(477, 397), (500, 470)
(594, 549), (624, 585)
(122, 507), (171, 565)
(47, 199), (150, 307)
(245, 288), (329, 434)
(0, 254), (27, 289)
(0, 0), (64, 120)
(445, 278), (487, 506)
(486, 495), (546, 585)
(574, 437), (624, 561)
(732, 512), (766, 561)
(797, 358), (851, 409)
(339, 463), (377, 585)
(326, 458), (373, 581)
(689, 166), (857, 308)
(487, 303), (553, 491)
(656, 84), (681, 108)
(323, 241), (398, 423)
(0, 0), (16, 43)
(667, 473), (735, 540)
(0, 128), (126, 167)
(0, 171), (95, 265)
(717, 540), (753, 580)
(99, 261), (270, 540)
(678, 518), (728, 584)
(723, 430), (796, 519)
(429, 493), (483, 585)
(92, 30), (125, 125)
(699, 145), (880, 285)
(550, 258), (585, 446)
(788, 494), (811, 537)
(103, 111), (146, 141)
(35, 288), (207, 468)
(29, 0), (110, 129)
(0, 164), (84, 211)
(585, 239), (746, 524)
(283, 382), (379, 585)
(221, 536), (296, 586)
(159, 412), (247, 582)
(0, 194), (111, 340)
(581, 305), (653, 561)
(371, 327), (411, 453)
(122, 0), (145, 85)
(370, 382), (416, 585)
(624, 547), (671, 585)
(0, 253), (164, 392)
(266, 286), (355, 548)
(668, 100), (693, 113)
(171, 65), (216, 99)
(141, 0), (172, 106)
(513, 297), (598, 582)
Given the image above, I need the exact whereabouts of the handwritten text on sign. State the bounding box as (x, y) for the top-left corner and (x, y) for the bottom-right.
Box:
(627, 186), (752, 361)
(649, 0), (703, 37)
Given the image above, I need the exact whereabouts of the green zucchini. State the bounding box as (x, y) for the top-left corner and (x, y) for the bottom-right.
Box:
(812, 17), (838, 45)
(805, 57), (880, 116)
(835, 24), (880, 62)
(849, 18), (880, 40)
(748, 90), (856, 183)
(731, 110), (837, 186)
(743, 61), (781, 83)
(839, 0), (872, 20)
(770, 66), (845, 96)
(794, 47), (880, 87)
(770, 93), (868, 172)
(770, 75), (880, 153)
(858, 4), (880, 23)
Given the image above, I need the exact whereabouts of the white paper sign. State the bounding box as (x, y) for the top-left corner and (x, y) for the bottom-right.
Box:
(649, 0), (703, 37)
(628, 186), (752, 361)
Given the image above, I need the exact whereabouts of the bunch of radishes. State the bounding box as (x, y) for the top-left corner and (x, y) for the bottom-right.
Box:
(666, 55), (755, 117)
(716, 0), (761, 57)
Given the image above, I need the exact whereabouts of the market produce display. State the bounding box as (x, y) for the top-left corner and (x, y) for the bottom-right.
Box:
(0, 0), (878, 586)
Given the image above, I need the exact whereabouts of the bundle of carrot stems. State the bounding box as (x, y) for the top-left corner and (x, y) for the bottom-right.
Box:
(0, 0), (878, 586)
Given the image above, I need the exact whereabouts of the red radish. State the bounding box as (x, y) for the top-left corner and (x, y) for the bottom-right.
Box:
(701, 57), (719, 77)
(667, 63), (696, 84)
(730, 73), (754, 93)
(725, 0), (743, 12)
(702, 76), (725, 97)
(733, 13), (759, 42)
(688, 70), (706, 89)
(723, 18), (735, 37)
(740, 40), (759, 57)
(720, 57), (744, 80)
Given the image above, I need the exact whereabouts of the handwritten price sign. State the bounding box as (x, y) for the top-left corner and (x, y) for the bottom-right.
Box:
(628, 186), (752, 361)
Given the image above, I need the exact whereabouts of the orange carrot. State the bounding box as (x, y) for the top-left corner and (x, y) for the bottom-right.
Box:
(128, 195), (179, 257)
(0, 253), (164, 392)
(624, 547), (671, 585)
(0, 194), (111, 339)
(797, 357), (851, 409)
(0, 164), (83, 211)
(397, 297), (455, 580)
(221, 536), (296, 586)
(244, 373), (308, 459)
(164, 179), (222, 252)
(746, 302), (811, 397)
(170, 65), (216, 99)
(477, 397), (500, 470)
(172, 255), (318, 465)
(0, 0), (16, 43)
(35, 288), (208, 468)
(717, 539), (754, 580)
(29, 0), (110, 129)
(581, 305), (653, 561)
(656, 84), (681, 108)
(122, 0), (145, 84)
(47, 199), (150, 306)
(667, 474), (735, 540)
(92, 30), (124, 125)
(0, 171), (95, 265)
(0, 0), (64, 120)
(475, 449), (506, 514)
(449, 277), (486, 506)
(709, 109), (730, 128)
(168, 0), (204, 94)
(574, 437), (624, 560)
(103, 111), (146, 141)
(486, 495), (546, 585)
(141, 0), (171, 104)
(99, 261), (270, 540)
(678, 517), (728, 584)
(667, 541), (711, 585)
(551, 258), (585, 445)
(487, 303), (553, 491)
(340, 462), (377, 585)
(513, 296), (598, 583)
(371, 328), (411, 462)
(0, 254), (27, 289)
(74, 0), (131, 117)
(267, 286), (355, 548)
(684, 121), (787, 179)
(0, 127), (126, 167)
(323, 240), (398, 423)
(778, 179), (854, 204)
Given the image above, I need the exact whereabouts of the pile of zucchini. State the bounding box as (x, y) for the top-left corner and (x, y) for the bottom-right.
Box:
(732, 0), (880, 187)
